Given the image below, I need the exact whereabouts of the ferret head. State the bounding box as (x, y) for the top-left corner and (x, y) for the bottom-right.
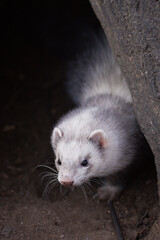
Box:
(51, 127), (107, 187)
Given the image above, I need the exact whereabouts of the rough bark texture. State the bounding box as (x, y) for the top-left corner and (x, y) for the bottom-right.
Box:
(89, 0), (160, 199)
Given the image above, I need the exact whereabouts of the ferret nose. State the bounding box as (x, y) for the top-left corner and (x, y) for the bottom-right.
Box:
(61, 181), (74, 187)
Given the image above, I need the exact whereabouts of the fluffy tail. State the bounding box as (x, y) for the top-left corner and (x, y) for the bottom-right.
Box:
(66, 29), (132, 105)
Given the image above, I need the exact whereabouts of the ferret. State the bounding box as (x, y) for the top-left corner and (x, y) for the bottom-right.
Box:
(51, 29), (150, 200)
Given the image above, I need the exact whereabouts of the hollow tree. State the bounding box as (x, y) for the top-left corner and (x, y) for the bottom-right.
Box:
(89, 0), (160, 199)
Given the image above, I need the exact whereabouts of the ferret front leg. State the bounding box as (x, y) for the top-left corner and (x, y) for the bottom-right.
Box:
(96, 181), (124, 201)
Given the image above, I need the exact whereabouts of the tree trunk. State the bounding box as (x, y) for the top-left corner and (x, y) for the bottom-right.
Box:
(89, 0), (160, 199)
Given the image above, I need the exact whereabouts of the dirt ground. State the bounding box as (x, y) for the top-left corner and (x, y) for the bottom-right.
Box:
(0, 1), (160, 240)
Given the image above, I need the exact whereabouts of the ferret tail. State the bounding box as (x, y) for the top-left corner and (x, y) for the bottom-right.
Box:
(66, 30), (132, 105)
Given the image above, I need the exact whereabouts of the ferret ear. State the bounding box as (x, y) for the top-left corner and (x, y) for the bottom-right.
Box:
(51, 127), (63, 149)
(88, 129), (107, 148)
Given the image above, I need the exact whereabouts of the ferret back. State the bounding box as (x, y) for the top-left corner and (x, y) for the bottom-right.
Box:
(66, 29), (132, 105)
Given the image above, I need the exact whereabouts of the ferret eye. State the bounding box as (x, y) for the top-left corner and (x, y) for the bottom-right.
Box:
(81, 159), (88, 167)
(57, 159), (61, 165)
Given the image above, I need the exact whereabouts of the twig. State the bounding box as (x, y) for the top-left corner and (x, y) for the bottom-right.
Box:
(108, 201), (124, 240)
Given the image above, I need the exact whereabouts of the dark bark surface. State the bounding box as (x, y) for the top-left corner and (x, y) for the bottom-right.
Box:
(89, 0), (160, 199)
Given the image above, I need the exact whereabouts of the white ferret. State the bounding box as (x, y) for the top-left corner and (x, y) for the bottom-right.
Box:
(51, 29), (150, 200)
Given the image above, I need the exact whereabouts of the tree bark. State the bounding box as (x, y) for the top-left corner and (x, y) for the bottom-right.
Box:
(89, 0), (160, 199)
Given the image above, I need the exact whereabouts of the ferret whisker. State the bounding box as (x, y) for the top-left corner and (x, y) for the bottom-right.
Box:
(95, 177), (104, 183)
(84, 182), (93, 195)
(43, 178), (58, 190)
(80, 184), (88, 202)
(46, 181), (59, 196)
(39, 171), (58, 178)
(90, 178), (103, 186)
(43, 183), (53, 197)
(40, 174), (57, 185)
(42, 179), (58, 198)
(44, 161), (56, 166)
(41, 175), (58, 183)
(86, 181), (94, 191)
(39, 171), (50, 177)
(36, 164), (58, 173)
(43, 180), (54, 196)
(87, 181), (93, 187)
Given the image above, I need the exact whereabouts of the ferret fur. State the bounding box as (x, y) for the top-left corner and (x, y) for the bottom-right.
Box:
(51, 30), (149, 200)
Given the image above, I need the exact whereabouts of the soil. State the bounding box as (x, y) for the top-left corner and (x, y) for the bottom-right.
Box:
(0, 1), (160, 240)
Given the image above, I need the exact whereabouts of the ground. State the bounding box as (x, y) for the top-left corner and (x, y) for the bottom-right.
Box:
(0, 1), (160, 239)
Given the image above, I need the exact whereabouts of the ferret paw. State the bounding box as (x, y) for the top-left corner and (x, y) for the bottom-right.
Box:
(95, 184), (123, 201)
